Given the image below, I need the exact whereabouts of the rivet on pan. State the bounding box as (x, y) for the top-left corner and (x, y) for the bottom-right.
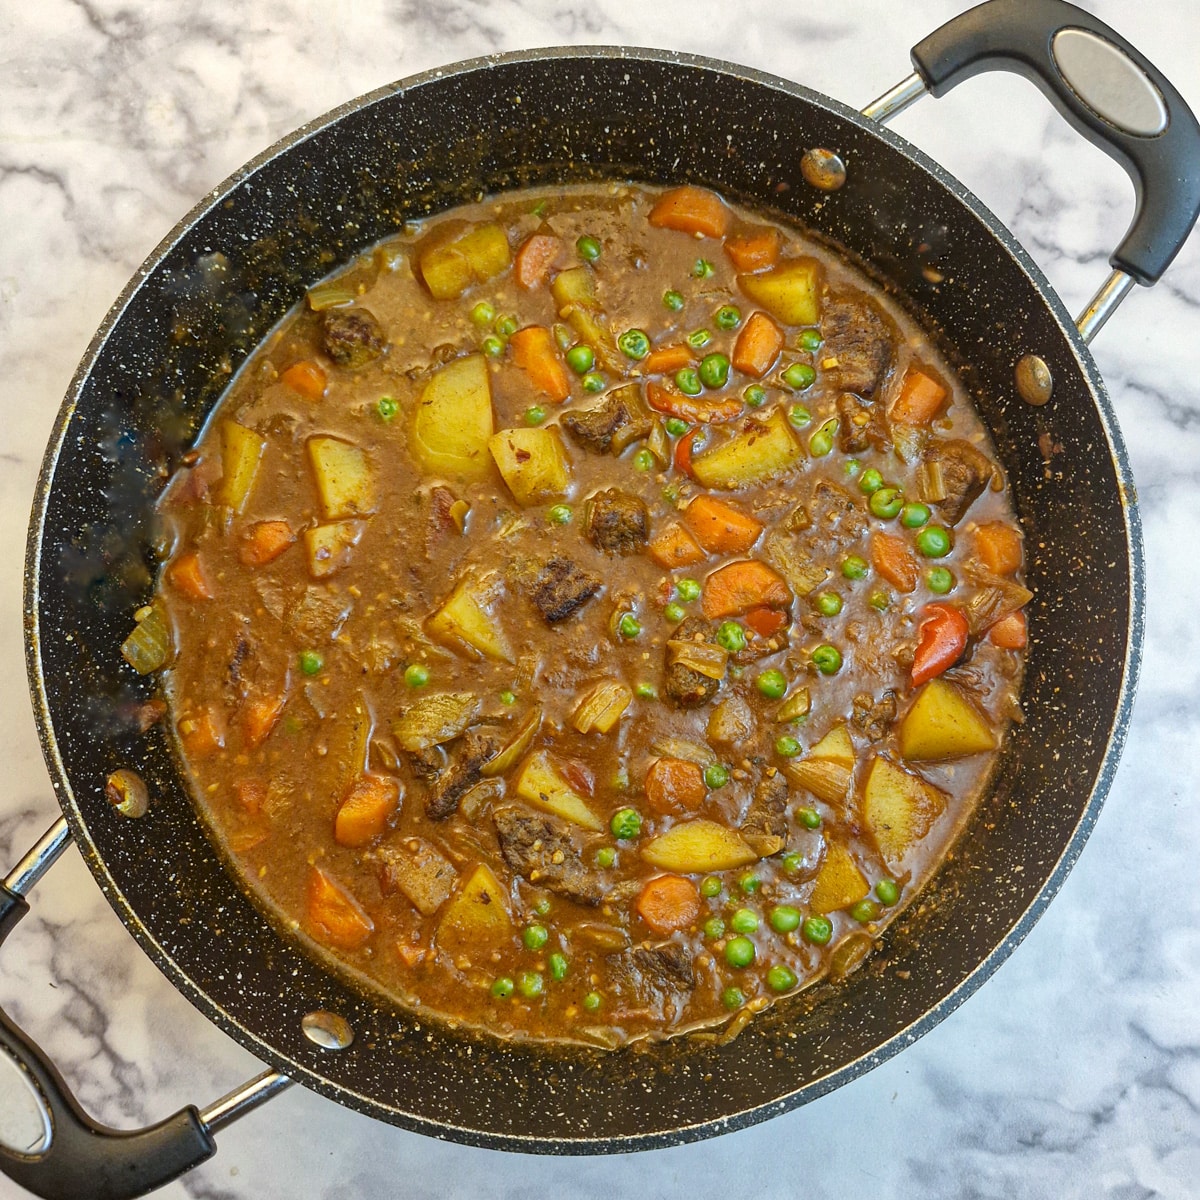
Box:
(105, 769), (149, 818)
(800, 148), (846, 192)
(1015, 355), (1054, 406)
(301, 1011), (355, 1051)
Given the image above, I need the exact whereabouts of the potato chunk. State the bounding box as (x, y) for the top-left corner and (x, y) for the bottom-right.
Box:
(861, 756), (945, 866)
(411, 355), (495, 483)
(690, 408), (802, 490)
(808, 840), (869, 915)
(425, 571), (512, 662)
(514, 750), (603, 831)
(307, 436), (375, 519)
(737, 259), (821, 325)
(640, 819), (758, 873)
(436, 863), (512, 955)
(218, 420), (266, 513)
(303, 520), (365, 579)
(898, 678), (997, 761)
(488, 426), (571, 506)
(419, 223), (511, 300)
(781, 722), (856, 805)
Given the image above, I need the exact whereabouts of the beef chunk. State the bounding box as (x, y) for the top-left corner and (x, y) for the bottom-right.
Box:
(664, 617), (724, 709)
(425, 728), (503, 820)
(612, 943), (697, 993)
(321, 307), (385, 368)
(852, 691), (897, 741)
(819, 296), (893, 398)
(376, 838), (458, 915)
(561, 386), (652, 454)
(493, 806), (605, 905)
(406, 744), (445, 781)
(836, 393), (871, 455)
(530, 556), (603, 623)
(804, 479), (870, 550)
(925, 438), (994, 525)
(742, 772), (789, 857)
(584, 488), (649, 555)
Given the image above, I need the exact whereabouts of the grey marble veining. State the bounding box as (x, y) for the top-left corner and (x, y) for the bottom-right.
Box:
(1, 1), (1199, 1197)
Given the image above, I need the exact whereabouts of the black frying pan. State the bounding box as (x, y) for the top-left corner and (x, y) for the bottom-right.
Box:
(2, 1), (1198, 1197)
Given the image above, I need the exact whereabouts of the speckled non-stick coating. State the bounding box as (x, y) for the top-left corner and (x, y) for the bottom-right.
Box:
(24, 48), (1142, 1151)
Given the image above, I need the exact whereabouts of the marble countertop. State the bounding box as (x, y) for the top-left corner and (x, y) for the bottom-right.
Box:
(2, 1), (1198, 1197)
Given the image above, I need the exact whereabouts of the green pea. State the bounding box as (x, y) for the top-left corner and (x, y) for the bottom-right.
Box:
(566, 344), (595, 375)
(576, 234), (601, 262)
(927, 566), (955, 594)
(583, 991), (602, 1011)
(548, 504), (573, 525)
(665, 417), (690, 437)
(802, 915), (833, 945)
(482, 335), (504, 357)
(617, 613), (641, 639)
(699, 353), (731, 389)
(692, 258), (715, 279)
(716, 621), (747, 652)
(470, 301), (496, 327)
(525, 405), (547, 426)
(809, 418), (837, 457)
(376, 396), (399, 420)
(675, 367), (702, 395)
(730, 908), (759, 934)
(700, 876), (723, 898)
(739, 873), (762, 895)
(633, 448), (656, 472)
(916, 525), (952, 557)
(610, 807), (642, 840)
(634, 682), (657, 700)
(722, 986), (746, 1010)
(522, 924), (549, 950)
(769, 905), (802, 933)
(724, 936), (756, 968)
(875, 879), (900, 906)
(841, 555), (869, 581)
(716, 305), (742, 330)
(775, 735), (801, 758)
(686, 328), (712, 350)
(844, 459), (862, 479)
(850, 899), (880, 924)
(798, 807), (822, 830)
(756, 668), (787, 699)
(704, 916), (726, 940)
(782, 852), (804, 873)
(548, 953), (568, 981)
(582, 372), (605, 393)
(664, 602), (686, 624)
(495, 314), (519, 338)
(517, 971), (545, 999)
(797, 328), (823, 353)
(858, 467), (884, 495)
(815, 590), (843, 617)
(595, 847), (616, 868)
(811, 644), (842, 675)
(869, 487), (904, 519)
(901, 502), (931, 528)
(869, 591), (891, 612)
(663, 289), (685, 311)
(500, 690), (516, 705)
(403, 663), (429, 688)
(299, 650), (324, 676)
(744, 383), (767, 407)
(782, 362), (817, 391)
(533, 897), (552, 916)
(491, 976), (515, 999)
(618, 328), (651, 360)
(703, 763), (730, 790)
(767, 964), (798, 993)
(787, 403), (812, 429)
(676, 577), (701, 602)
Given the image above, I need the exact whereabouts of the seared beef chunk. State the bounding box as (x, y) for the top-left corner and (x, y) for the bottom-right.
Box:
(852, 691), (897, 741)
(493, 806), (605, 905)
(819, 296), (893, 398)
(613, 943), (696, 993)
(321, 307), (385, 368)
(836, 393), (871, 455)
(530, 556), (603, 623)
(375, 838), (457, 915)
(425, 728), (503, 820)
(561, 386), (652, 454)
(664, 617), (724, 708)
(925, 438), (994, 525)
(585, 488), (649, 555)
(742, 772), (790, 857)
(406, 744), (445, 781)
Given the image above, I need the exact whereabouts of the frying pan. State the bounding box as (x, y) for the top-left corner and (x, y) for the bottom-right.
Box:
(2, 1), (1198, 1196)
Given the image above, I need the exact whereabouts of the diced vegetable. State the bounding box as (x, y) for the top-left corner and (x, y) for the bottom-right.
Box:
(305, 280), (360, 312)
(640, 819), (758, 873)
(514, 232), (561, 289)
(411, 354), (496, 483)
(436, 863), (512, 954)
(121, 601), (173, 675)
(425, 571), (512, 662)
(644, 344), (694, 375)
(419, 223), (511, 300)
(306, 866), (374, 950)
(280, 360), (327, 401)
(962, 574), (1033, 636)
(861, 756), (945, 866)
(682, 495), (764, 554)
(645, 381), (743, 425)
(775, 687), (811, 723)
(636, 875), (702, 934)
(303, 520), (365, 579)
(480, 708), (543, 777)
(871, 532), (919, 593)
(737, 259), (821, 325)
(488, 426), (571, 506)
(510, 325), (571, 402)
(666, 636), (729, 680)
(807, 722), (855, 765)
(167, 551), (212, 600)
(989, 609), (1028, 649)
(724, 227), (781, 273)
(572, 680), (633, 734)
(644, 758), (707, 815)
(239, 520), (296, 567)
(550, 267), (619, 370)
(648, 521), (708, 569)
(975, 522), (1023, 576)
(898, 678), (997, 761)
(648, 186), (731, 238)
(781, 722), (854, 803)
(218, 420), (266, 514)
(307, 436), (376, 519)
(242, 694), (284, 750)
(392, 692), (481, 752)
(334, 774), (400, 847)
(690, 409), (803, 490)
(514, 749), (604, 831)
(911, 603), (969, 686)
(649, 736), (717, 767)
(177, 707), (224, 757)
(731, 311), (784, 378)
(701, 559), (791, 620)
(808, 840), (870, 915)
(383, 839), (458, 915)
(889, 367), (947, 425)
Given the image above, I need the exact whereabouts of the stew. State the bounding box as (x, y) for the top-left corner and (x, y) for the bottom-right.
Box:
(127, 183), (1029, 1047)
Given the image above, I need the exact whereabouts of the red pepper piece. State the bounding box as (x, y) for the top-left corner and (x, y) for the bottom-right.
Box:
(911, 603), (969, 687)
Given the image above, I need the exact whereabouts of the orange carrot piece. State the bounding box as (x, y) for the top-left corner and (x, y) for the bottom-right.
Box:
(889, 367), (947, 425)
(731, 310), (784, 378)
(648, 521), (708, 569)
(178, 708), (224, 757)
(648, 186), (731, 238)
(334, 774), (400, 848)
(510, 325), (571, 402)
(724, 227), (782, 272)
(645, 381), (743, 424)
(871, 532), (920, 594)
(280, 360), (327, 401)
(242, 695), (284, 750)
(701, 559), (792, 620)
(644, 758), (707, 816)
(306, 866), (374, 950)
(396, 941), (427, 968)
(636, 874), (701, 935)
(644, 344), (694, 375)
(682, 495), (764, 554)
(975, 522), (1023, 576)
(745, 605), (787, 637)
(239, 520), (296, 567)
(989, 609), (1028, 649)
(514, 232), (561, 289)
(168, 551), (213, 600)
(234, 780), (267, 816)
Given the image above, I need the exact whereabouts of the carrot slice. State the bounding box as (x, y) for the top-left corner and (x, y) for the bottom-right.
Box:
(889, 367), (947, 425)
(975, 522), (1023, 576)
(648, 186), (731, 238)
(280, 360), (327, 401)
(682, 495), (764, 554)
(701, 559), (792, 619)
(648, 521), (708, 569)
(510, 325), (571, 402)
(731, 310), (784, 378)
(334, 774), (400, 847)
(724, 227), (781, 272)
(871, 532), (919, 593)
(242, 695), (284, 750)
(988, 609), (1028, 649)
(396, 941), (427, 968)
(167, 551), (213, 600)
(239, 519), (296, 567)
(644, 344), (694, 375)
(745, 605), (787, 637)
(636, 874), (701, 935)
(911, 603), (970, 686)
(306, 866), (374, 950)
(644, 758), (707, 815)
(514, 232), (561, 288)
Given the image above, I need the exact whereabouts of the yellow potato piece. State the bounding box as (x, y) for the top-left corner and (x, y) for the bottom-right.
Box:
(425, 572), (512, 662)
(411, 355), (495, 483)
(514, 750), (604, 832)
(306, 436), (375, 519)
(488, 427), (571, 506)
(218, 420), (266, 513)
(436, 863), (512, 956)
(419, 223), (511, 300)
(898, 678), (997, 761)
(807, 722), (855, 767)
(640, 820), (758, 873)
(690, 408), (802, 490)
(861, 755), (946, 867)
(303, 521), (365, 579)
(737, 258), (821, 325)
(808, 840), (870, 915)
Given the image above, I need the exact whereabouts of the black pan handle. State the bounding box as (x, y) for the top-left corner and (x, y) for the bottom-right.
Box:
(910, 0), (1200, 286)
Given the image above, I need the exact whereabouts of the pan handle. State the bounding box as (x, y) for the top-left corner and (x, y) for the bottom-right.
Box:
(0, 820), (290, 1200)
(904, 0), (1200, 289)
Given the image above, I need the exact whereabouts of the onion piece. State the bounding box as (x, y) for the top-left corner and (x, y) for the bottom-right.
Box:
(666, 638), (729, 680)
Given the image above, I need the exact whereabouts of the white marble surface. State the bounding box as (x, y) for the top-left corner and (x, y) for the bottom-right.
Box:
(1, 1), (1199, 1197)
